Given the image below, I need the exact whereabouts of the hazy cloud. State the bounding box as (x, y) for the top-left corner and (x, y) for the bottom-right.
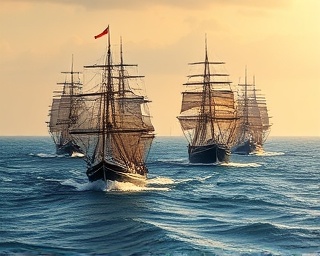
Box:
(4, 0), (292, 10)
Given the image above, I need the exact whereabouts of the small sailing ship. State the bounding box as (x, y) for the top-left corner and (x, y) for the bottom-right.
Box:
(177, 39), (238, 164)
(47, 58), (84, 156)
(70, 26), (154, 186)
(232, 69), (272, 154)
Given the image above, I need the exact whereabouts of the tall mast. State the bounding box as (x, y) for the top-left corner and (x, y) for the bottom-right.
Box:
(119, 36), (125, 96)
(68, 55), (74, 128)
(101, 25), (111, 161)
(70, 54), (74, 97)
(204, 36), (215, 140)
(244, 66), (249, 130)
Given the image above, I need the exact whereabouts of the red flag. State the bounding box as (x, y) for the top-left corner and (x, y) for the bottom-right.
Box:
(94, 26), (109, 39)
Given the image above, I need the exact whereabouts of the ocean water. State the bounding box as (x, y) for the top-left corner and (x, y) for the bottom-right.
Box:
(0, 136), (319, 255)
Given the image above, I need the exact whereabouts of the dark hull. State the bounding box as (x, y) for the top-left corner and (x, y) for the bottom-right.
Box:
(231, 140), (262, 155)
(56, 141), (83, 156)
(188, 144), (230, 164)
(87, 160), (147, 186)
(231, 139), (255, 155)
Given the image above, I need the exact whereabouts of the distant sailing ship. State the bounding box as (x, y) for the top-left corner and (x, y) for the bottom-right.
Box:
(177, 39), (238, 164)
(70, 26), (155, 186)
(47, 58), (84, 156)
(232, 69), (272, 154)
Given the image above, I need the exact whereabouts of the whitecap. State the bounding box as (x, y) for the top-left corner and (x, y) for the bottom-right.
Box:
(1, 177), (12, 182)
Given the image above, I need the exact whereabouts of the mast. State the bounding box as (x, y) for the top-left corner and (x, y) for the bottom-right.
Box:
(244, 66), (249, 133)
(68, 55), (74, 127)
(101, 25), (111, 162)
(205, 36), (215, 141)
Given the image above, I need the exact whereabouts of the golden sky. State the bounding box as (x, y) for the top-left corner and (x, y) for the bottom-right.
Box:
(0, 0), (319, 136)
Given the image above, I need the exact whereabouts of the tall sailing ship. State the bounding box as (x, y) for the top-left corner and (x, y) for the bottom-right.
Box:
(47, 58), (84, 156)
(70, 27), (155, 186)
(232, 69), (272, 154)
(177, 39), (238, 164)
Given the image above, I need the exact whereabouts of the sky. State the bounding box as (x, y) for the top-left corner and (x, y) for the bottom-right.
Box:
(0, 0), (319, 137)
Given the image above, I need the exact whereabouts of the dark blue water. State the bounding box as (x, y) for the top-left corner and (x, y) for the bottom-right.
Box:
(0, 136), (319, 255)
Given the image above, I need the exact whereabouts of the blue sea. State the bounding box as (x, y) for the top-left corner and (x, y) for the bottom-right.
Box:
(0, 136), (319, 255)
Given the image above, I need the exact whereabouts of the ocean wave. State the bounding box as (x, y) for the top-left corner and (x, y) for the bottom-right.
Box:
(0, 177), (13, 182)
(0, 241), (77, 255)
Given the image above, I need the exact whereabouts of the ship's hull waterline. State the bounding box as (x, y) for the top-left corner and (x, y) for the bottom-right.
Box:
(231, 139), (255, 155)
(188, 144), (230, 164)
(86, 160), (147, 186)
(56, 141), (83, 156)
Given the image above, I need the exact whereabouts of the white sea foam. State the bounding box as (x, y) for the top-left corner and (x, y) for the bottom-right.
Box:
(61, 179), (106, 191)
(71, 152), (85, 158)
(221, 162), (262, 168)
(147, 177), (175, 185)
(254, 151), (285, 156)
(59, 178), (170, 192)
(29, 153), (64, 158)
(106, 180), (170, 192)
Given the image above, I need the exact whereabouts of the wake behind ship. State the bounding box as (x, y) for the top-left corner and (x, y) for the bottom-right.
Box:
(47, 57), (84, 156)
(70, 26), (154, 186)
(177, 38), (238, 164)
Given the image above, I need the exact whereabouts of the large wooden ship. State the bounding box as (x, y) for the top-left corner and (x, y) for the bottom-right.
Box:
(47, 58), (84, 156)
(70, 26), (154, 186)
(177, 39), (238, 164)
(232, 69), (272, 154)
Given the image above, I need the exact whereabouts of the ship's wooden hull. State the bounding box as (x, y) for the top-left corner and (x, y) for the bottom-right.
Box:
(86, 160), (147, 186)
(231, 139), (255, 155)
(231, 139), (263, 155)
(56, 141), (83, 156)
(188, 144), (230, 164)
